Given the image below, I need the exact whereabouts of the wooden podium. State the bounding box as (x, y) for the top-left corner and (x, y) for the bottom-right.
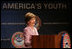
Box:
(31, 35), (60, 48)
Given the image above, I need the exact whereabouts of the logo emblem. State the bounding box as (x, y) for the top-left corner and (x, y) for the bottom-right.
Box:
(35, 16), (41, 30)
(60, 31), (71, 48)
(11, 32), (24, 48)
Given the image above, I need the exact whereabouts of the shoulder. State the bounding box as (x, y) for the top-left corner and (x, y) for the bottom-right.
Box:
(23, 27), (31, 34)
(25, 27), (30, 29)
(34, 27), (39, 35)
(24, 27), (30, 31)
(34, 27), (37, 30)
(34, 27), (38, 32)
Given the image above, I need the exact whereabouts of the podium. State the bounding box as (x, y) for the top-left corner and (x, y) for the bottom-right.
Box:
(31, 35), (60, 48)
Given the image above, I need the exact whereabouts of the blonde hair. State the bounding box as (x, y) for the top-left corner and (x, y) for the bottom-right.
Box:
(25, 12), (36, 18)
(25, 12), (36, 24)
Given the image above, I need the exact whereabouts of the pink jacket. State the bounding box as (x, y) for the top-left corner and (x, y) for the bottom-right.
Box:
(24, 26), (39, 44)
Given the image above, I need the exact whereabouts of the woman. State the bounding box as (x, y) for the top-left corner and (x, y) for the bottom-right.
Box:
(24, 12), (39, 48)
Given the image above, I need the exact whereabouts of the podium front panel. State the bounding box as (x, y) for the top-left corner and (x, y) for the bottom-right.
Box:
(31, 35), (59, 48)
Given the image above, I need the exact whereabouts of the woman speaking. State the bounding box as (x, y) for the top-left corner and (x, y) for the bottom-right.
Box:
(23, 12), (39, 48)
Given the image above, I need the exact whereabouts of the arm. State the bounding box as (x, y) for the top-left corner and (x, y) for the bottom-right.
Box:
(24, 28), (31, 46)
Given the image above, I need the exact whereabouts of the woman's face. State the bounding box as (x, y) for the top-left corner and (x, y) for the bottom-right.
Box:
(28, 18), (36, 26)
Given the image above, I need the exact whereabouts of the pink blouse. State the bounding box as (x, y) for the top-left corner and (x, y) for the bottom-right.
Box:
(24, 26), (39, 45)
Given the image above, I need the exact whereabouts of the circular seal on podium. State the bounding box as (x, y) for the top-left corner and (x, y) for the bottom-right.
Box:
(11, 32), (24, 48)
(58, 31), (71, 48)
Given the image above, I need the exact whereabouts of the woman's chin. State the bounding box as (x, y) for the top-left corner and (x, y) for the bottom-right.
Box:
(32, 24), (35, 26)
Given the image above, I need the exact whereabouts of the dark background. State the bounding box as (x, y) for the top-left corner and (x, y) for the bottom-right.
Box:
(1, 0), (72, 48)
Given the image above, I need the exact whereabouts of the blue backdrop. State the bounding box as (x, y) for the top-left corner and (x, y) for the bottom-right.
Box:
(1, 0), (72, 48)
